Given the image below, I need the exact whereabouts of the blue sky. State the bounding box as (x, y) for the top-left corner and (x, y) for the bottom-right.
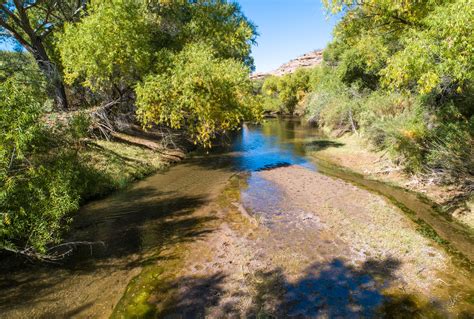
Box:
(0, 40), (21, 51)
(0, 42), (12, 51)
(238, 0), (338, 73)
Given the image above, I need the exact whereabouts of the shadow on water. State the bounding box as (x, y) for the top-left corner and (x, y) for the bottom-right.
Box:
(154, 257), (450, 318)
(69, 188), (213, 263)
(156, 273), (227, 318)
(304, 139), (345, 152)
(0, 185), (217, 314)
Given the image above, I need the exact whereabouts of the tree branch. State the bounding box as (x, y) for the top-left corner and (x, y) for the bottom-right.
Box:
(25, 0), (46, 10)
(0, 18), (33, 51)
(1, 3), (24, 28)
(13, 0), (36, 36)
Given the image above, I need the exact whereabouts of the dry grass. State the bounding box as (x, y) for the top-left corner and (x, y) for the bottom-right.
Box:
(78, 139), (169, 198)
(311, 134), (474, 230)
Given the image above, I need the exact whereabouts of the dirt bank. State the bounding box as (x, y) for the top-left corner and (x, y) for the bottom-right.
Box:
(311, 134), (474, 230)
(0, 155), (229, 319)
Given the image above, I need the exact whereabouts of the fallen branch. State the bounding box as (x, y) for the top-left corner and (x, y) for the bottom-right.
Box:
(2, 241), (105, 263)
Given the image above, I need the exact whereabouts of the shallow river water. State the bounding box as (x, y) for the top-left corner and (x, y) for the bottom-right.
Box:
(1, 119), (473, 318)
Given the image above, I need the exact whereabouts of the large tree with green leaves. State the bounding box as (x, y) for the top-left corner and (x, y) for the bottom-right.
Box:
(58, 0), (260, 145)
(312, 0), (474, 182)
(58, 0), (152, 97)
(136, 43), (261, 147)
(145, 0), (257, 69)
(58, 0), (258, 98)
(0, 0), (86, 109)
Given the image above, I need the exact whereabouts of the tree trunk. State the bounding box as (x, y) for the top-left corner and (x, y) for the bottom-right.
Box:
(51, 76), (68, 110)
(31, 39), (68, 109)
(1, 1), (69, 109)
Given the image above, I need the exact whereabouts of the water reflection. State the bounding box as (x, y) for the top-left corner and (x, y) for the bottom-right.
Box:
(228, 119), (318, 171)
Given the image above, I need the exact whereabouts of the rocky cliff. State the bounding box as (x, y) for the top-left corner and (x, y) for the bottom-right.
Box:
(251, 50), (323, 80)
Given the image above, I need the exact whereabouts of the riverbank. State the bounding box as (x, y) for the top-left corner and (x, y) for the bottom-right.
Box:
(78, 136), (187, 199)
(309, 133), (474, 230)
(110, 164), (474, 317)
(112, 164), (474, 317)
(0, 131), (187, 262)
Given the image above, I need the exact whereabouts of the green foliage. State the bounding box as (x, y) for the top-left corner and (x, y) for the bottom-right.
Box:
(136, 43), (261, 147)
(323, 0), (443, 29)
(336, 35), (389, 90)
(173, 0), (257, 69)
(260, 68), (318, 114)
(262, 76), (280, 97)
(144, 0), (257, 68)
(307, 0), (474, 185)
(425, 119), (474, 185)
(58, 0), (259, 142)
(0, 72), (78, 254)
(305, 67), (353, 130)
(58, 0), (257, 95)
(0, 72), (163, 255)
(261, 96), (282, 114)
(356, 92), (412, 133)
(372, 103), (428, 172)
(382, 0), (474, 95)
(58, 0), (153, 93)
(0, 51), (38, 81)
(1, 1), (86, 109)
(277, 69), (311, 114)
(251, 78), (264, 94)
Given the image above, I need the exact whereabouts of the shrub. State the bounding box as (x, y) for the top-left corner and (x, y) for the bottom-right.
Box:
(277, 69), (311, 114)
(382, 0), (474, 96)
(136, 43), (261, 147)
(372, 106), (428, 172)
(261, 96), (282, 114)
(305, 69), (356, 130)
(425, 117), (474, 186)
(336, 35), (389, 90)
(262, 76), (280, 97)
(261, 68), (317, 114)
(0, 72), (82, 255)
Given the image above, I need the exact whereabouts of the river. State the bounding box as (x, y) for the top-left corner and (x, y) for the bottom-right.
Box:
(1, 119), (473, 318)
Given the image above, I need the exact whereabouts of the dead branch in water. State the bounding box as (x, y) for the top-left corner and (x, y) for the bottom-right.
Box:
(2, 241), (105, 263)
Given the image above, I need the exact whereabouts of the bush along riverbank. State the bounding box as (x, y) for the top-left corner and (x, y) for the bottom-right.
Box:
(254, 0), (473, 226)
(1, 104), (188, 262)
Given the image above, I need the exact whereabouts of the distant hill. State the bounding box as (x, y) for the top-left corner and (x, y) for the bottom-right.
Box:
(251, 50), (323, 80)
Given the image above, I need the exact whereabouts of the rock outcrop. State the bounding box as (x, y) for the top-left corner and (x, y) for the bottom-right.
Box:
(251, 50), (323, 80)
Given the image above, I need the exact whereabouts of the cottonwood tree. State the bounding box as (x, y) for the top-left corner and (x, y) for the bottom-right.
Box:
(0, 0), (86, 109)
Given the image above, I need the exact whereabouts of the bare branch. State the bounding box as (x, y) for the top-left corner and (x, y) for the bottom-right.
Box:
(2, 241), (106, 263)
